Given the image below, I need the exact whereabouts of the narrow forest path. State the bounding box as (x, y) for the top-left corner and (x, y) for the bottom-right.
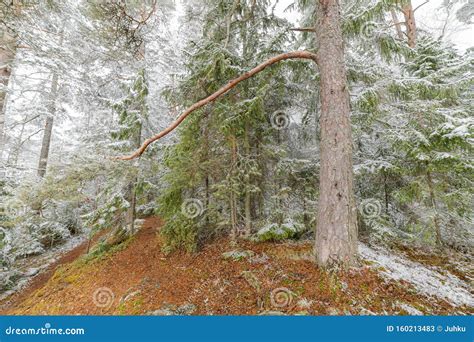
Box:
(1, 216), (472, 315)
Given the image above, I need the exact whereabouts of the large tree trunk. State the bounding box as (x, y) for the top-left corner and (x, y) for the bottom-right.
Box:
(37, 72), (59, 178)
(314, 0), (358, 267)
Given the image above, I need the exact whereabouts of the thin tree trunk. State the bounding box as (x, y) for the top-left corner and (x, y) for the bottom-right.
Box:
(383, 171), (389, 214)
(37, 72), (58, 178)
(229, 134), (238, 238)
(276, 129), (283, 226)
(390, 9), (404, 40)
(0, 32), (15, 158)
(402, 1), (417, 48)
(126, 181), (137, 233)
(303, 197), (309, 228)
(205, 175), (210, 225)
(37, 30), (64, 178)
(110, 123), (142, 245)
(314, 0), (358, 267)
(426, 170), (443, 249)
(203, 113), (211, 226)
(243, 121), (252, 236)
(125, 123), (141, 234)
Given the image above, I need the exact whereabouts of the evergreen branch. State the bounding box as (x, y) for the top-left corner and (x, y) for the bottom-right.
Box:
(117, 51), (318, 160)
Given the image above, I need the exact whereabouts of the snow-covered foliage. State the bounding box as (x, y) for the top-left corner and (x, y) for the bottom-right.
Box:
(254, 220), (307, 242)
(0, 0), (472, 308)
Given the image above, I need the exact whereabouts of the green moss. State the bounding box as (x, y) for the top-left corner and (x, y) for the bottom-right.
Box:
(84, 235), (135, 262)
(222, 249), (255, 261)
(64, 273), (81, 284)
(253, 221), (306, 242)
(117, 296), (144, 315)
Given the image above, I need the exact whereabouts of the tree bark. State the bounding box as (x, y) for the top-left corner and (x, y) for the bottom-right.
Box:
(203, 112), (211, 226)
(314, 0), (358, 267)
(229, 134), (238, 239)
(37, 29), (64, 178)
(0, 32), (15, 158)
(426, 170), (443, 249)
(390, 9), (404, 40)
(243, 121), (252, 236)
(125, 123), (141, 233)
(402, 1), (417, 48)
(125, 181), (137, 232)
(117, 51), (317, 160)
(37, 72), (59, 178)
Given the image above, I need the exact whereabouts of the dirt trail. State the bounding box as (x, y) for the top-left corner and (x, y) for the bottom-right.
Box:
(1, 216), (470, 315)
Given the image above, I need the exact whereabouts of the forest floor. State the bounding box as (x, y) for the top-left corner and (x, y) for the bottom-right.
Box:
(0, 216), (472, 315)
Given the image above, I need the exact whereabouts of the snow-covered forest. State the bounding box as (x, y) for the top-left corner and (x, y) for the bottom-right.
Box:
(0, 0), (472, 316)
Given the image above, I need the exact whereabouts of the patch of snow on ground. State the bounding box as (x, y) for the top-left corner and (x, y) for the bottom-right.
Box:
(398, 302), (423, 315)
(359, 243), (473, 308)
(0, 234), (86, 301)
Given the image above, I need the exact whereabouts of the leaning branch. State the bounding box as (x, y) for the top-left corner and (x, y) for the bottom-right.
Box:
(290, 27), (316, 32)
(117, 51), (318, 160)
(413, 0), (429, 12)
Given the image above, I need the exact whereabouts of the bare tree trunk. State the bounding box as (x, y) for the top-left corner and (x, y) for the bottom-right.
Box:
(37, 29), (64, 178)
(0, 32), (15, 158)
(37, 72), (59, 178)
(125, 181), (137, 232)
(243, 121), (252, 236)
(402, 1), (417, 48)
(229, 134), (238, 238)
(383, 170), (389, 214)
(314, 0), (358, 267)
(426, 170), (443, 249)
(125, 123), (141, 233)
(203, 113), (211, 226)
(390, 9), (404, 40)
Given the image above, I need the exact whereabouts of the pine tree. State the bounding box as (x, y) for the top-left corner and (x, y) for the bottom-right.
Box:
(158, 0), (296, 252)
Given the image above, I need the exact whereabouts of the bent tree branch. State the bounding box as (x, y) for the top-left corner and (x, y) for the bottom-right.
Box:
(117, 51), (318, 160)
